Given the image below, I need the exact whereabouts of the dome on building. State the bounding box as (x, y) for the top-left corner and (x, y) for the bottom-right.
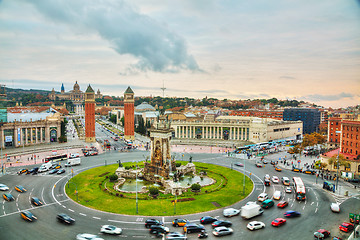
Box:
(135, 102), (156, 112)
(73, 81), (80, 91)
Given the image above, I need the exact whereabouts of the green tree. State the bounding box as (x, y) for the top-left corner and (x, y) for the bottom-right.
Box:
(109, 114), (117, 124)
(191, 183), (201, 191)
(149, 187), (159, 196)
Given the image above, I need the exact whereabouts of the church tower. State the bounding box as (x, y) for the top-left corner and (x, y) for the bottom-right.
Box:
(124, 86), (135, 141)
(85, 84), (96, 143)
(61, 83), (65, 93)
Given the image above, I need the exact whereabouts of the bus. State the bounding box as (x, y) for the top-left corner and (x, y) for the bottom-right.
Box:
(44, 154), (68, 163)
(293, 177), (306, 201)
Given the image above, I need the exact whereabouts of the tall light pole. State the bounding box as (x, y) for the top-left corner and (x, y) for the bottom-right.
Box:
(136, 164), (138, 214)
(243, 157), (246, 195)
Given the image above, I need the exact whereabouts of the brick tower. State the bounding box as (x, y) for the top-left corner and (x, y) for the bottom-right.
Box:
(124, 86), (135, 141)
(85, 84), (96, 143)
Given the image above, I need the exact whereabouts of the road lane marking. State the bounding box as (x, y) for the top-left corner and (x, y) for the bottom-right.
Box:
(68, 209), (74, 212)
(62, 205), (66, 208)
(311, 202), (314, 205)
(93, 216), (101, 220)
(303, 205), (305, 210)
(79, 213), (86, 216)
(315, 208), (318, 213)
(41, 187), (46, 205)
(108, 219), (144, 225)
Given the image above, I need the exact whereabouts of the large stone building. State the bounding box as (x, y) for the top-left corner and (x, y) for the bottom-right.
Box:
(171, 116), (302, 144)
(0, 106), (62, 148)
(48, 81), (102, 114)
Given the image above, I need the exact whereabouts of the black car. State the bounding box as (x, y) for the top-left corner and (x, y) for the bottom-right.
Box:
(31, 197), (44, 206)
(27, 167), (39, 175)
(264, 179), (271, 186)
(211, 220), (232, 228)
(200, 216), (218, 224)
(183, 223), (205, 233)
(149, 225), (169, 234)
(57, 213), (75, 224)
(145, 218), (163, 228)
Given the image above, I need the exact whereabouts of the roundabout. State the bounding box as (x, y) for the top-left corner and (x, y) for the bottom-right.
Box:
(65, 161), (253, 216)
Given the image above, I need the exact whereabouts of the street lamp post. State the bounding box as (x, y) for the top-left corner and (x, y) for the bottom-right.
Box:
(136, 165), (138, 214)
(335, 131), (342, 191)
(243, 157), (246, 195)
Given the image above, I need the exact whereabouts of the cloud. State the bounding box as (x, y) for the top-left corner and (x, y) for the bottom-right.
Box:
(279, 76), (296, 80)
(26, 0), (201, 73)
(303, 92), (356, 102)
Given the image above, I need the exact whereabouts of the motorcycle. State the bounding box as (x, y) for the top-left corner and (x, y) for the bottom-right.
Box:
(198, 232), (208, 238)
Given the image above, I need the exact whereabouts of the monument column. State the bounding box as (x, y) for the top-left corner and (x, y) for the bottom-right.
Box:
(124, 86), (135, 141)
(85, 85), (96, 143)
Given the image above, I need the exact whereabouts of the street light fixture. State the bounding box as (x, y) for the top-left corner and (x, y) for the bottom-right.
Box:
(335, 131), (341, 191)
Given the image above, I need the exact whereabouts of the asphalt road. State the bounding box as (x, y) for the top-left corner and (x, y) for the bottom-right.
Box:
(1, 148), (359, 240)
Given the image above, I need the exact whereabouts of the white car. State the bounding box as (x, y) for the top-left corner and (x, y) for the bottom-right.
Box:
(100, 225), (122, 235)
(285, 187), (292, 193)
(330, 203), (340, 213)
(0, 184), (9, 191)
(76, 233), (104, 240)
(258, 193), (268, 202)
(247, 221), (265, 231)
(223, 208), (240, 217)
(264, 174), (270, 180)
(272, 176), (279, 183)
(246, 201), (257, 206)
(273, 190), (282, 200)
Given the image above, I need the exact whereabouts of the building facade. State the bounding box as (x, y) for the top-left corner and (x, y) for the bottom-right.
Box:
(230, 110), (283, 120)
(341, 120), (360, 157)
(171, 116), (302, 144)
(124, 87), (135, 141)
(327, 117), (342, 149)
(283, 108), (320, 134)
(0, 106), (62, 148)
(85, 85), (96, 143)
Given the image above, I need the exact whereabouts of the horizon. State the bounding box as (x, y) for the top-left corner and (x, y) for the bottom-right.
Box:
(1, 0), (359, 108)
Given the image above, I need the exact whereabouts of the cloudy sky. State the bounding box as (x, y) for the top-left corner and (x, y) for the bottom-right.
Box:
(1, 0), (359, 108)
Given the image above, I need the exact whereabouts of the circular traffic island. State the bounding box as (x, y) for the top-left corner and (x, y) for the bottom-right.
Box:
(65, 161), (253, 216)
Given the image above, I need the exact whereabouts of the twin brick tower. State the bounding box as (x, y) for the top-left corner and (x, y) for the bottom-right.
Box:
(85, 85), (134, 143)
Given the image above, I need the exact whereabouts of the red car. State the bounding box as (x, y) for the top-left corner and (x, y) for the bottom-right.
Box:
(314, 229), (331, 239)
(277, 201), (288, 208)
(339, 222), (354, 233)
(271, 218), (286, 227)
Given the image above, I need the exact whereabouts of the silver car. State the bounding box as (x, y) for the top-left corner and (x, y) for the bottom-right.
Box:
(212, 226), (233, 236)
(166, 232), (187, 240)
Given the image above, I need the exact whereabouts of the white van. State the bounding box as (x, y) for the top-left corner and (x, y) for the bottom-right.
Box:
(38, 162), (52, 172)
(258, 193), (268, 202)
(273, 190), (282, 200)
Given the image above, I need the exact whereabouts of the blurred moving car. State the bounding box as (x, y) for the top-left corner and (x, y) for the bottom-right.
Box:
(200, 216), (218, 224)
(31, 197), (44, 206)
(27, 167), (39, 175)
(149, 225), (170, 234)
(234, 163), (244, 167)
(0, 184), (9, 191)
(284, 210), (301, 218)
(17, 169), (28, 175)
(211, 220), (232, 228)
(212, 226), (233, 236)
(172, 219), (189, 227)
(57, 169), (66, 174)
(330, 203), (340, 213)
(285, 187), (292, 193)
(166, 232), (187, 240)
(76, 233), (104, 240)
(15, 185), (27, 193)
(246, 221), (265, 231)
(183, 223), (205, 233)
(273, 191), (282, 200)
(271, 218), (286, 227)
(275, 167), (282, 172)
(277, 201), (288, 208)
(57, 213), (75, 224)
(145, 218), (163, 228)
(20, 210), (37, 222)
(49, 169), (59, 174)
(100, 225), (122, 235)
(3, 193), (15, 201)
(223, 208), (240, 217)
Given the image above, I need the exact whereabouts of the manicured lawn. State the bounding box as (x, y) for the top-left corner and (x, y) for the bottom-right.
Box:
(65, 161), (253, 216)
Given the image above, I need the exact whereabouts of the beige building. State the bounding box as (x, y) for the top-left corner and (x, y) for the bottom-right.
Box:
(171, 116), (302, 144)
